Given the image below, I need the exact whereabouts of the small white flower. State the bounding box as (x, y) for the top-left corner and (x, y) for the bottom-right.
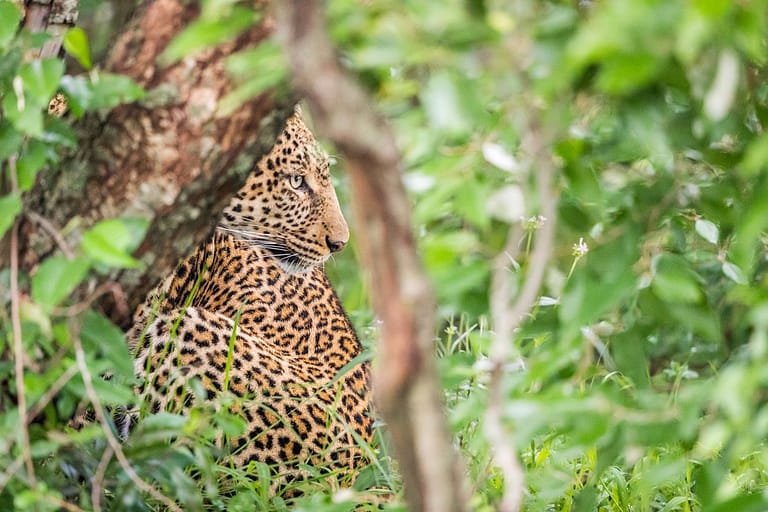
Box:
(522, 215), (547, 231)
(572, 237), (589, 257)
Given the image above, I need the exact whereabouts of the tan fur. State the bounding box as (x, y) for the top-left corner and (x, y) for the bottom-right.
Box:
(128, 110), (373, 492)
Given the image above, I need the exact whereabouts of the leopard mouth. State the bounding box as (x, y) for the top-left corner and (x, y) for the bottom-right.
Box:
(216, 227), (324, 274)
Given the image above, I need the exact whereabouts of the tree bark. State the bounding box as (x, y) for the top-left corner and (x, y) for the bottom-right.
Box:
(11, 0), (295, 327)
(274, 3), (470, 511)
(22, 0), (79, 59)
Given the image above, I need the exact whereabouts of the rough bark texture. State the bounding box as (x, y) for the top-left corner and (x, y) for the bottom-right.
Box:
(274, 3), (470, 511)
(23, 0), (79, 59)
(11, 0), (296, 327)
(24, 0), (78, 57)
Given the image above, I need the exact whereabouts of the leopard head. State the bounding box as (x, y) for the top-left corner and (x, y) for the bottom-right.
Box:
(218, 108), (349, 273)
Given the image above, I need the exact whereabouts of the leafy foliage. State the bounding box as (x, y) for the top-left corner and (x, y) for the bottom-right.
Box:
(4, 0), (768, 510)
(326, 0), (768, 510)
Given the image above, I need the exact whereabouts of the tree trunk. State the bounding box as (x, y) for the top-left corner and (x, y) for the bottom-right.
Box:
(11, 0), (295, 327)
(275, 3), (470, 511)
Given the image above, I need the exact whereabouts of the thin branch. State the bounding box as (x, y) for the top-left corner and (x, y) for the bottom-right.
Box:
(485, 125), (558, 512)
(9, 156), (36, 488)
(26, 363), (79, 422)
(25, 211), (75, 259)
(91, 444), (115, 512)
(53, 281), (129, 318)
(70, 320), (183, 512)
(274, 3), (470, 511)
(0, 456), (25, 495)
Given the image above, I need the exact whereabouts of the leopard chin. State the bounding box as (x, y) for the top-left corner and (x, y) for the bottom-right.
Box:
(272, 251), (325, 274)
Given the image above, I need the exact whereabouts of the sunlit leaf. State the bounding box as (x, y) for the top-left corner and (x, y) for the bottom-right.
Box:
(18, 58), (64, 107)
(695, 219), (719, 245)
(0, 193), (22, 238)
(81, 310), (133, 380)
(160, 7), (259, 64)
(16, 139), (47, 191)
(421, 72), (471, 136)
(2, 89), (44, 137)
(722, 261), (747, 285)
(0, 1), (21, 49)
(219, 43), (287, 117)
(31, 256), (90, 308)
(0, 120), (23, 160)
(81, 218), (149, 269)
(63, 27), (93, 70)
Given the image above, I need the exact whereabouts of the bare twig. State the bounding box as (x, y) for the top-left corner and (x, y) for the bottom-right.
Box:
(274, 3), (470, 511)
(0, 456), (25, 495)
(91, 444), (115, 512)
(70, 320), (183, 512)
(53, 281), (129, 318)
(485, 125), (558, 512)
(8, 156), (36, 488)
(26, 363), (79, 422)
(25, 211), (75, 259)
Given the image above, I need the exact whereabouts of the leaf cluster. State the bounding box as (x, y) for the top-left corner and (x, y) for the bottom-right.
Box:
(327, 0), (768, 510)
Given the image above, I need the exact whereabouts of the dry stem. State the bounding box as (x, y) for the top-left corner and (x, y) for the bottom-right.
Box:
(485, 125), (558, 512)
(92, 444), (115, 512)
(25, 211), (74, 259)
(274, 2), (469, 510)
(8, 156), (36, 488)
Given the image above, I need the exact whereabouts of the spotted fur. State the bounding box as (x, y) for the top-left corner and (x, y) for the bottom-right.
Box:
(127, 109), (373, 491)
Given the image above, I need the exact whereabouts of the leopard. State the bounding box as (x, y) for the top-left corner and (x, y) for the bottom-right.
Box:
(125, 107), (374, 493)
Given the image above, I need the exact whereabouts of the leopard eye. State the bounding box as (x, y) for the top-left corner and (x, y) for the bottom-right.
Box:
(289, 174), (304, 189)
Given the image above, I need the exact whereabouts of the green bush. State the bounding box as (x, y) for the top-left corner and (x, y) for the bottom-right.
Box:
(4, 0), (768, 510)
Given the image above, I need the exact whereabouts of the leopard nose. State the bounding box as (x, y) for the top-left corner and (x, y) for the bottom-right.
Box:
(326, 235), (347, 253)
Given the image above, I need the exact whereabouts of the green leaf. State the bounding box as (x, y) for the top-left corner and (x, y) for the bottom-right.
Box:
(16, 139), (48, 191)
(31, 256), (90, 308)
(2, 90), (44, 137)
(704, 494), (768, 512)
(739, 131), (768, 176)
(86, 73), (145, 110)
(722, 261), (747, 285)
(81, 218), (149, 269)
(60, 73), (144, 114)
(18, 58), (64, 107)
(63, 27), (92, 69)
(90, 376), (135, 405)
(160, 7), (259, 65)
(667, 302), (721, 342)
(651, 254), (703, 304)
(0, 193), (22, 238)
(695, 218), (719, 245)
(0, 1), (21, 49)
(0, 120), (23, 160)
(218, 43), (287, 116)
(560, 229), (640, 327)
(421, 72), (472, 136)
(81, 310), (133, 380)
(57, 75), (89, 117)
(595, 53), (661, 95)
(216, 412), (247, 438)
(731, 176), (768, 271)
(675, 9), (713, 64)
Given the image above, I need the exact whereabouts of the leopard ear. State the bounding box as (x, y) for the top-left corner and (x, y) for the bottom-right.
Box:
(293, 104), (303, 119)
